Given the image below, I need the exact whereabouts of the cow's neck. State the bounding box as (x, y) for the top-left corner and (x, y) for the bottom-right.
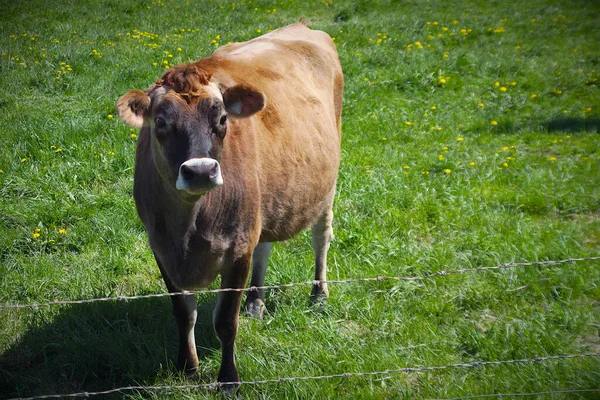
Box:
(157, 182), (208, 241)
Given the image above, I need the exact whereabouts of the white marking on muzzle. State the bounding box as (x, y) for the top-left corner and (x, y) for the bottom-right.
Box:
(175, 157), (223, 192)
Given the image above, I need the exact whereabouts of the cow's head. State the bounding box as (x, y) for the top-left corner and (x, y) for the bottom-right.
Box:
(116, 63), (265, 200)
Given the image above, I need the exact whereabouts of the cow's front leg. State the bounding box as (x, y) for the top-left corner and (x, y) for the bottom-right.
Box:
(155, 254), (199, 372)
(214, 254), (252, 390)
(172, 291), (199, 372)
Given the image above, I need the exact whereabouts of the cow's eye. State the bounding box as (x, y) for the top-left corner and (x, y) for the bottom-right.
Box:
(219, 115), (227, 126)
(155, 117), (167, 128)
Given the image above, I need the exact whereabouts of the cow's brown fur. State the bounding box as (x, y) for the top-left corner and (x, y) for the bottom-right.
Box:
(117, 22), (343, 388)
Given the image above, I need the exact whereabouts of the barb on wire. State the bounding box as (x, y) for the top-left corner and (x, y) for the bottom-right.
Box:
(1, 256), (598, 310)
(5, 353), (600, 400)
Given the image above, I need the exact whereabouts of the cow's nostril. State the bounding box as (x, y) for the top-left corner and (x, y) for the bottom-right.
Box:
(209, 162), (218, 177)
(181, 164), (195, 181)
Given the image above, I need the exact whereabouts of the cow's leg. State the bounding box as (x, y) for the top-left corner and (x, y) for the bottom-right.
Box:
(155, 254), (199, 372)
(310, 205), (334, 302)
(244, 242), (273, 319)
(214, 254), (252, 391)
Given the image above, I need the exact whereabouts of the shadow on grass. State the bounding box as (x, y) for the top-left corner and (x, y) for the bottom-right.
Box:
(0, 295), (218, 399)
(466, 117), (600, 134)
(544, 117), (600, 133)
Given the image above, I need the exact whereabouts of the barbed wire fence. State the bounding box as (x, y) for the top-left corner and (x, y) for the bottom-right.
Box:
(2, 256), (599, 400)
(2, 257), (599, 309)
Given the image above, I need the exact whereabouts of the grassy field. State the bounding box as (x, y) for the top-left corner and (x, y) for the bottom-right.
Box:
(1, 0), (600, 398)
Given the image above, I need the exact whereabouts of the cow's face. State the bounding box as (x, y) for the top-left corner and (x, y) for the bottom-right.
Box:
(117, 67), (264, 201)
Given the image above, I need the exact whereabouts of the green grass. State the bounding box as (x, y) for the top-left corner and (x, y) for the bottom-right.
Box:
(1, 0), (600, 398)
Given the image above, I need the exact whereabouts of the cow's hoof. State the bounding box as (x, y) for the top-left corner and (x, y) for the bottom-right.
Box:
(178, 355), (199, 376)
(218, 369), (241, 398)
(244, 298), (265, 319)
(310, 284), (329, 304)
(219, 383), (241, 398)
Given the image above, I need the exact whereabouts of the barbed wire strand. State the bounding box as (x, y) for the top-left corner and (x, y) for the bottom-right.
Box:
(1, 257), (598, 310)
(433, 388), (600, 399)
(5, 353), (599, 400)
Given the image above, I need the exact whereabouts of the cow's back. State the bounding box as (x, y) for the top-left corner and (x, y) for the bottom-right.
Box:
(209, 23), (343, 241)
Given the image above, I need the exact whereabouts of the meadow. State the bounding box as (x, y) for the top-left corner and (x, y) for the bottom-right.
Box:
(1, 0), (599, 398)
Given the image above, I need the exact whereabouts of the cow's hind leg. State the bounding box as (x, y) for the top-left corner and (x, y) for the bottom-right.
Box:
(311, 205), (334, 302)
(244, 242), (273, 319)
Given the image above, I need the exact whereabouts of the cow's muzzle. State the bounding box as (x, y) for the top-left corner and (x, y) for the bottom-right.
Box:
(176, 158), (223, 195)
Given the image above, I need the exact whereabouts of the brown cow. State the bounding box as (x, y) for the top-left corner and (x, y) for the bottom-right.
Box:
(116, 22), (343, 387)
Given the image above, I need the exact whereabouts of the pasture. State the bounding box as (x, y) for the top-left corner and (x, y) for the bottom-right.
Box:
(1, 0), (599, 398)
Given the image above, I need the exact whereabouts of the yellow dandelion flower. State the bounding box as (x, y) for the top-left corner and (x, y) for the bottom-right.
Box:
(431, 106), (437, 110)
(34, 228), (41, 233)
(443, 146), (449, 152)
(438, 154), (445, 161)
(478, 103), (484, 108)
(494, 81), (500, 87)
(439, 78), (447, 84)
(21, 158), (27, 162)
(403, 165), (410, 169)
(59, 228), (67, 235)
(405, 121), (413, 126)
(548, 157), (557, 161)
(107, 114), (113, 119)
(491, 120), (498, 126)
(469, 162), (476, 167)
(457, 137), (464, 141)
(444, 169), (452, 174)
(530, 94), (537, 99)
(422, 170), (430, 175)
(500, 86), (507, 92)
(502, 162), (508, 168)
(256, 29), (262, 33)
(130, 133), (137, 139)
(365, 169), (372, 173)
(33, 233), (40, 239)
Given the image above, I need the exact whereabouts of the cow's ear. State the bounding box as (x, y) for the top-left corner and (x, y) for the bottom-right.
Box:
(116, 90), (150, 128)
(222, 85), (265, 118)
